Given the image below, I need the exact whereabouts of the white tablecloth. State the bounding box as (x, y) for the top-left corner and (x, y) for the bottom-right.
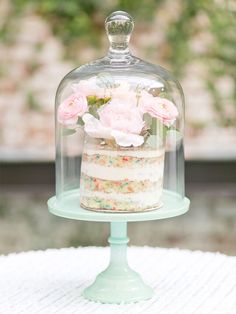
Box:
(0, 247), (235, 314)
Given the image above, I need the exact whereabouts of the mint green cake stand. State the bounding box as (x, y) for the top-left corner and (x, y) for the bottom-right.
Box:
(48, 189), (190, 304)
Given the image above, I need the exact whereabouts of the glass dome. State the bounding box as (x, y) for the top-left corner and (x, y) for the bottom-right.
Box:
(55, 11), (186, 213)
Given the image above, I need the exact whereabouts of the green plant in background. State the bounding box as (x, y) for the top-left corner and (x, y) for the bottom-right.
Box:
(11, 0), (162, 49)
(26, 91), (41, 111)
(167, 0), (236, 127)
(3, 0), (236, 126)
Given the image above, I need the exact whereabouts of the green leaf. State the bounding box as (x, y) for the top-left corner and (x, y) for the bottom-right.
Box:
(62, 128), (76, 136)
(103, 97), (111, 104)
(89, 105), (99, 118)
(77, 117), (84, 126)
(87, 95), (97, 105)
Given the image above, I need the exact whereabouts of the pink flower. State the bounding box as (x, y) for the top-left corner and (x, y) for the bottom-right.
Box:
(140, 92), (178, 126)
(58, 92), (88, 125)
(99, 100), (144, 134)
(83, 100), (145, 147)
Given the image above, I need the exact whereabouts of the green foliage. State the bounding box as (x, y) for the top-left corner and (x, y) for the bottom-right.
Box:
(166, 0), (236, 126)
(12, 0), (103, 47)
(106, 20), (133, 36)
(26, 91), (41, 111)
(87, 96), (110, 119)
(62, 128), (76, 136)
(11, 0), (162, 47)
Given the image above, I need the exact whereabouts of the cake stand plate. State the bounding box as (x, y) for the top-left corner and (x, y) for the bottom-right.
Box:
(48, 190), (190, 303)
(48, 189), (189, 222)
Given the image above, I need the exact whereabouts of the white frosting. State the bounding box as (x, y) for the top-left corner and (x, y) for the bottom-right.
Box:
(83, 145), (164, 158)
(81, 161), (164, 181)
(81, 189), (162, 205)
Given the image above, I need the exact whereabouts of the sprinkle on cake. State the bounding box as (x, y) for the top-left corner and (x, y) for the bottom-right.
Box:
(80, 141), (164, 212)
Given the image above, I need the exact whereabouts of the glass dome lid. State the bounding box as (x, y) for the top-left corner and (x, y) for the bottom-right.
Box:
(55, 11), (186, 214)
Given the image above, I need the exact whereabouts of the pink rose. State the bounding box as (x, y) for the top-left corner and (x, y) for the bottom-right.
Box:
(58, 92), (88, 126)
(140, 91), (178, 126)
(99, 100), (144, 134)
(83, 100), (145, 147)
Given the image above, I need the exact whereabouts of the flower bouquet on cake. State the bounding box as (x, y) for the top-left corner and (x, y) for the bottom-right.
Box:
(57, 77), (178, 212)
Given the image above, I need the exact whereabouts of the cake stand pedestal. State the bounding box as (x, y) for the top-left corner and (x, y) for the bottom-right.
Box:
(48, 190), (190, 304)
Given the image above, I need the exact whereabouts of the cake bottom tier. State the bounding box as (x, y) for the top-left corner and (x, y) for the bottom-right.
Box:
(80, 191), (163, 212)
(79, 142), (165, 212)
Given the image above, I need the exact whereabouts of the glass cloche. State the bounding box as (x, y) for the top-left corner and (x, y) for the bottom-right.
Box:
(55, 11), (186, 214)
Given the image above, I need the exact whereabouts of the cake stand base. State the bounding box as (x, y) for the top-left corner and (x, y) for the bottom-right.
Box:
(48, 190), (190, 303)
(83, 222), (154, 303)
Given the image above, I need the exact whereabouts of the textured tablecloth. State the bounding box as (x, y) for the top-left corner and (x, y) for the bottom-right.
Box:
(0, 247), (235, 314)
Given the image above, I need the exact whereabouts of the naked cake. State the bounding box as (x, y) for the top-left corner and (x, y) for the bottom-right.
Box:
(80, 141), (164, 212)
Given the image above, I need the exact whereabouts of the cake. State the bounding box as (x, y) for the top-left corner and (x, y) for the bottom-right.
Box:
(80, 141), (165, 212)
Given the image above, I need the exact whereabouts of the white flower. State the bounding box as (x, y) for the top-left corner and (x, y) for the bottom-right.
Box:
(82, 113), (111, 139)
(110, 82), (137, 105)
(111, 130), (144, 147)
(72, 77), (107, 99)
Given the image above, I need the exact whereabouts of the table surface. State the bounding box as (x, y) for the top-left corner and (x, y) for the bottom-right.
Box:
(0, 247), (235, 314)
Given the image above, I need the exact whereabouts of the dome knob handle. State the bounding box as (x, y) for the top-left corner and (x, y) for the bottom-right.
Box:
(105, 11), (134, 52)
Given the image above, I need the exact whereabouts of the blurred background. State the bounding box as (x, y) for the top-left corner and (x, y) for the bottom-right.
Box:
(0, 0), (235, 255)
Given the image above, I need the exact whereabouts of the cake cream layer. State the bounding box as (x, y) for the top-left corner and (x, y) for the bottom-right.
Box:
(83, 144), (164, 158)
(82, 152), (164, 168)
(81, 162), (164, 181)
(80, 173), (162, 193)
(80, 189), (162, 205)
